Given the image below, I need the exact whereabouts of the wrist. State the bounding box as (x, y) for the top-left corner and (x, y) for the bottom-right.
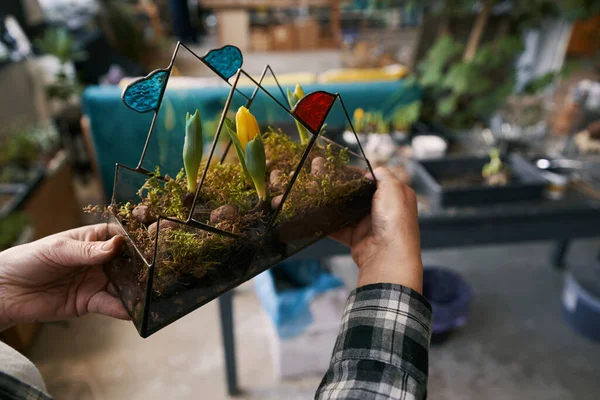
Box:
(357, 254), (423, 293)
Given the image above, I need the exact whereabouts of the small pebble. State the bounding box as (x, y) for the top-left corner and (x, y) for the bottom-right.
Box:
(132, 205), (155, 225)
(148, 219), (180, 236)
(269, 169), (285, 192)
(210, 205), (237, 224)
(271, 194), (284, 209)
(311, 157), (327, 176)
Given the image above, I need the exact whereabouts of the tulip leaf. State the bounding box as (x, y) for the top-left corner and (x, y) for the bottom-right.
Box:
(287, 87), (310, 144)
(224, 117), (252, 183)
(245, 135), (267, 201)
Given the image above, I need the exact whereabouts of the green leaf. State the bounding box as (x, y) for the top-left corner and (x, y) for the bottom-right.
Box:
(442, 62), (472, 95)
(418, 36), (463, 87)
(245, 135), (267, 200)
(224, 117), (252, 183)
(437, 95), (458, 117)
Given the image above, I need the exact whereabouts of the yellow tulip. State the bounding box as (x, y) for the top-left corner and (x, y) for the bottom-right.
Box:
(293, 83), (304, 100)
(354, 108), (365, 121)
(235, 106), (260, 150)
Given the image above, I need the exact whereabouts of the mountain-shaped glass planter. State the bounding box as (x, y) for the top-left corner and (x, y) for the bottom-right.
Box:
(105, 43), (376, 337)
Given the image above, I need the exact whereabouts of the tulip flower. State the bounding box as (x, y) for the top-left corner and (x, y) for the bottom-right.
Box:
(224, 108), (267, 201)
(235, 106), (260, 150)
(287, 84), (310, 144)
(353, 108), (365, 133)
(245, 135), (267, 201)
(183, 109), (203, 193)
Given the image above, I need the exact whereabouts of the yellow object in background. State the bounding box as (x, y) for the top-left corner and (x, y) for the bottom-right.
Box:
(237, 72), (317, 87)
(319, 64), (408, 83)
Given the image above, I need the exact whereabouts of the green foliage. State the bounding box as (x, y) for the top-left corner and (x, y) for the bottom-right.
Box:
(35, 27), (86, 101)
(136, 167), (188, 220)
(224, 118), (252, 183)
(263, 127), (304, 170)
(245, 136), (267, 201)
(0, 213), (29, 250)
(418, 36), (464, 87)
(35, 28), (87, 65)
(352, 110), (389, 134)
(392, 101), (422, 130)
(482, 148), (505, 177)
(158, 228), (232, 278)
(200, 162), (256, 212)
(417, 34), (524, 129)
(324, 144), (350, 171)
(286, 85), (310, 144)
(0, 132), (38, 166)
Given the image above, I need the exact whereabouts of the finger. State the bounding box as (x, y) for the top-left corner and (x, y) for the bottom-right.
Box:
(87, 291), (131, 320)
(42, 235), (125, 268)
(52, 224), (108, 242)
(373, 167), (399, 185)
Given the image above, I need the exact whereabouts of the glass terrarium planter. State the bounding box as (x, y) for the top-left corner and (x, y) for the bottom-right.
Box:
(105, 43), (376, 337)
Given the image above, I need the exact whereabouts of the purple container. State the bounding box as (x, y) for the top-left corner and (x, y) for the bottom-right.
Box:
(423, 267), (473, 343)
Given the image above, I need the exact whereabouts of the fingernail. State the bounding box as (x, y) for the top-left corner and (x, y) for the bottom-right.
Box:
(101, 236), (120, 251)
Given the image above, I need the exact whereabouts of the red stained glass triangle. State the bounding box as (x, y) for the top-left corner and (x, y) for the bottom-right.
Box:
(293, 91), (336, 134)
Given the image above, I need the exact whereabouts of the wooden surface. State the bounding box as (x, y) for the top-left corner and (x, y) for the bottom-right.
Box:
(24, 152), (81, 239)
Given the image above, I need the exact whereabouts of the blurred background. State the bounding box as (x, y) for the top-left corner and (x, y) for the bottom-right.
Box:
(1, 0), (600, 399)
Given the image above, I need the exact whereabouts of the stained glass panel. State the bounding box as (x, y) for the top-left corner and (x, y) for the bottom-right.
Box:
(122, 70), (169, 113)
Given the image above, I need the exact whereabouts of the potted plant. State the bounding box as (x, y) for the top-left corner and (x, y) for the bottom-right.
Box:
(341, 109), (398, 167)
(413, 148), (546, 207)
(0, 123), (59, 184)
(99, 43), (376, 337)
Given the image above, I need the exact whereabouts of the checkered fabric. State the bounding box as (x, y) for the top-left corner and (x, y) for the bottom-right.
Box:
(316, 283), (432, 400)
(0, 372), (51, 400)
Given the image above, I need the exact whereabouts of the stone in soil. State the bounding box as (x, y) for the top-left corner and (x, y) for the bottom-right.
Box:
(132, 205), (155, 225)
(271, 194), (283, 210)
(148, 219), (180, 236)
(311, 157), (327, 176)
(210, 205), (237, 224)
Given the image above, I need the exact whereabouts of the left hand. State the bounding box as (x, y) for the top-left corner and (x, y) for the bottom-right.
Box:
(0, 224), (129, 331)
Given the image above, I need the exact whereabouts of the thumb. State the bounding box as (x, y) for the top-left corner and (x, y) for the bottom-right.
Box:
(373, 167), (397, 184)
(42, 235), (124, 267)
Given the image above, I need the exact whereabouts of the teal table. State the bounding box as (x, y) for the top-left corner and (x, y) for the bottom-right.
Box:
(82, 80), (420, 198)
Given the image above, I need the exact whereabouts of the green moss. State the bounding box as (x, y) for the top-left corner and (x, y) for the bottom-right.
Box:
(153, 227), (236, 295)
(136, 167), (189, 220)
(114, 128), (370, 296)
(263, 127), (304, 173)
(199, 162), (256, 213)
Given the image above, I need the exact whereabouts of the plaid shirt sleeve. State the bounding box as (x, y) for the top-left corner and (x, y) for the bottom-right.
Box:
(0, 372), (52, 400)
(315, 283), (432, 400)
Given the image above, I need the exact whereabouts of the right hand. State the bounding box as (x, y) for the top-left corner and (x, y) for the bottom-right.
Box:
(330, 167), (423, 293)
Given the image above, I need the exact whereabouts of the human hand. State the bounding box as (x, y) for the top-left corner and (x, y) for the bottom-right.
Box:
(0, 224), (129, 331)
(331, 167), (423, 293)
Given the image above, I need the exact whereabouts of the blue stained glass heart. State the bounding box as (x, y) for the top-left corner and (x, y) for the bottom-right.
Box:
(202, 45), (243, 80)
(122, 70), (169, 113)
